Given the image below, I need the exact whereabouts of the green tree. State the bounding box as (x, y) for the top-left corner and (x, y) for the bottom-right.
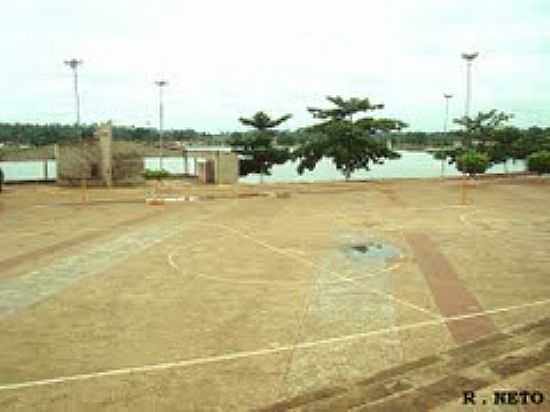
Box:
(294, 96), (406, 180)
(527, 151), (550, 175)
(487, 126), (522, 173)
(454, 110), (513, 149)
(511, 127), (550, 159)
(439, 110), (514, 170)
(229, 111), (292, 181)
(456, 151), (490, 176)
(238, 111), (292, 131)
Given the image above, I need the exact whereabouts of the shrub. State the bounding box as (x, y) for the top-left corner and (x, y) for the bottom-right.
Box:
(143, 169), (171, 180)
(456, 151), (490, 176)
(527, 151), (550, 175)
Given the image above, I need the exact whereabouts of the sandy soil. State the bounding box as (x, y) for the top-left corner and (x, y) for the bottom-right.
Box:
(0, 177), (549, 411)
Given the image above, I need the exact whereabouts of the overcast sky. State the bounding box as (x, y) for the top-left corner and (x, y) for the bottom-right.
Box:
(1, 0), (549, 132)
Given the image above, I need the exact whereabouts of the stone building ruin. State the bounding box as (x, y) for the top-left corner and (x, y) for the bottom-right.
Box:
(55, 123), (144, 186)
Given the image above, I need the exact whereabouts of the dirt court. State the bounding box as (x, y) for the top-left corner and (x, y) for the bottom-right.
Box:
(0, 177), (549, 411)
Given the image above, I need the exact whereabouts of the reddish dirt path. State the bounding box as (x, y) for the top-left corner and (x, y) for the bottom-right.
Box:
(405, 232), (497, 344)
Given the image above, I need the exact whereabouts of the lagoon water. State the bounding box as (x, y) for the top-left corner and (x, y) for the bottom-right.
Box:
(0, 160), (57, 182)
(239, 151), (526, 183)
(0, 151), (526, 183)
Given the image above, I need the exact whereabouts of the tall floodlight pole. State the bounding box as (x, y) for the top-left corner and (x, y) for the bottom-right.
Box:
(461, 52), (479, 118)
(64, 58), (83, 127)
(443, 94), (453, 132)
(439, 94), (454, 178)
(154, 80), (168, 170)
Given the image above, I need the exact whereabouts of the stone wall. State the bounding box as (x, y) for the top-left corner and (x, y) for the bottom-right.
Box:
(56, 123), (144, 186)
(98, 125), (113, 187)
(55, 140), (102, 185)
(111, 141), (145, 185)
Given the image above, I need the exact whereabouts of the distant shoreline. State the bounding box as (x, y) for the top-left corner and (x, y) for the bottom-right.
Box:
(0, 143), (184, 161)
(1, 144), (446, 162)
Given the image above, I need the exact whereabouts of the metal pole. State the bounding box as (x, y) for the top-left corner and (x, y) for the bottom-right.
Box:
(443, 95), (452, 132)
(159, 85), (164, 170)
(64, 59), (83, 140)
(154, 80), (168, 171)
(184, 150), (188, 175)
(74, 66), (81, 126)
(441, 94), (453, 178)
(461, 52), (478, 118)
(465, 61), (471, 118)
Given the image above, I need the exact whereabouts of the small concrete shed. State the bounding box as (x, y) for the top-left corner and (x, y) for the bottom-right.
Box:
(183, 147), (239, 184)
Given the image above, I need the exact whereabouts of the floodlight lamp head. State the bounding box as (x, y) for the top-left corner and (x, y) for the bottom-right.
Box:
(444, 94), (454, 99)
(64, 58), (83, 69)
(155, 80), (168, 87)
(461, 52), (479, 61)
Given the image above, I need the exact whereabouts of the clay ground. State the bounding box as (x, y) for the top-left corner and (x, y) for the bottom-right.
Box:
(0, 177), (549, 411)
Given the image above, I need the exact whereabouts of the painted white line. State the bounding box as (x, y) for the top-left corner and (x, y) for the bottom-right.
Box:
(459, 210), (478, 224)
(326, 267), (441, 319)
(193, 271), (384, 287)
(1, 297), (549, 393)
(326, 212), (438, 316)
(167, 229), (401, 287)
(199, 223), (440, 319)
(166, 233), (240, 275)
(167, 250), (179, 271)
(168, 234), (388, 287)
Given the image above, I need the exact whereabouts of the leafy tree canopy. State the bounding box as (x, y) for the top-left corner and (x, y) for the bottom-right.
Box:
(294, 96), (406, 179)
(453, 110), (513, 149)
(230, 111), (292, 178)
(307, 96), (384, 121)
(238, 111), (292, 131)
(527, 151), (550, 175)
(456, 151), (490, 176)
(439, 110), (515, 166)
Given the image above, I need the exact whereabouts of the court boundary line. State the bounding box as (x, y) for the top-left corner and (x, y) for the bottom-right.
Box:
(2, 198), (549, 392)
(198, 223), (441, 319)
(1, 298), (549, 393)
(168, 244), (402, 287)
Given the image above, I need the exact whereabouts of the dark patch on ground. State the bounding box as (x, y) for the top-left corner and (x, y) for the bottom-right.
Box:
(348, 241), (400, 262)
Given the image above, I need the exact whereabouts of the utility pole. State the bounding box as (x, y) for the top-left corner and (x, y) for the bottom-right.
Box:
(443, 94), (453, 132)
(440, 94), (454, 179)
(460, 52), (478, 202)
(64, 59), (83, 127)
(64, 58), (85, 200)
(461, 52), (479, 118)
(154, 80), (168, 170)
